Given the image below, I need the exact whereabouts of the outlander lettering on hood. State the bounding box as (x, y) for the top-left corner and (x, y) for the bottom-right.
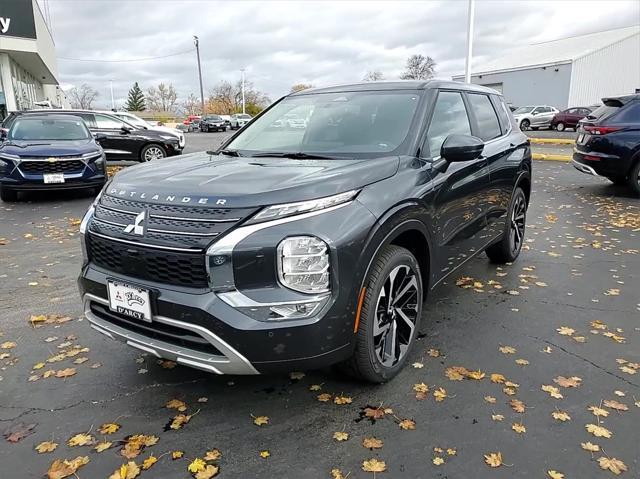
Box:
(108, 188), (227, 205)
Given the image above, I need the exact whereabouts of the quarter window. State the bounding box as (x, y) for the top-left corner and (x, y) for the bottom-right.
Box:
(425, 91), (471, 158)
(492, 96), (511, 135)
(468, 93), (501, 141)
(609, 102), (640, 123)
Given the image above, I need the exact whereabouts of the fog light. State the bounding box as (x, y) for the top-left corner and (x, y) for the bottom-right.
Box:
(278, 236), (330, 293)
(269, 301), (323, 319)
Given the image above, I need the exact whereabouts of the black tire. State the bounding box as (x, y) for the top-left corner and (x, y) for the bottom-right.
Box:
(342, 245), (423, 383)
(520, 119), (530, 130)
(486, 187), (527, 264)
(0, 187), (17, 202)
(531, 126), (539, 131)
(629, 161), (640, 197)
(556, 122), (565, 132)
(140, 143), (167, 162)
(222, 127), (227, 132)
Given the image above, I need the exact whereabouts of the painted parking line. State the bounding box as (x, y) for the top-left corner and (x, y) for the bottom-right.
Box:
(529, 138), (575, 145)
(532, 152), (572, 162)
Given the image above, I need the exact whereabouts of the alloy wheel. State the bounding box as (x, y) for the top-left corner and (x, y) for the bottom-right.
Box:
(144, 146), (165, 161)
(510, 194), (526, 255)
(373, 264), (420, 367)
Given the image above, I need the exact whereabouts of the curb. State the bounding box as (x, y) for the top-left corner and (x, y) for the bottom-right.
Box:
(532, 153), (572, 162)
(529, 138), (575, 145)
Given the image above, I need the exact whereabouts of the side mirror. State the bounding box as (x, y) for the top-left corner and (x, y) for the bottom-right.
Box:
(441, 134), (484, 162)
(121, 125), (133, 134)
(94, 133), (107, 142)
(0, 129), (7, 139)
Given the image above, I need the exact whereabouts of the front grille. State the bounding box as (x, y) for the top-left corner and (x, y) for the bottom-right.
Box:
(20, 160), (85, 174)
(88, 234), (209, 287)
(90, 302), (223, 356)
(89, 194), (258, 250)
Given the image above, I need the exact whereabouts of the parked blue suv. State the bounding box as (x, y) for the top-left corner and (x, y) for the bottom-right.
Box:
(0, 114), (107, 202)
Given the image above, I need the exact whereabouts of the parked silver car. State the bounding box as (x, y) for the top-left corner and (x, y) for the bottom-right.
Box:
(512, 105), (559, 130)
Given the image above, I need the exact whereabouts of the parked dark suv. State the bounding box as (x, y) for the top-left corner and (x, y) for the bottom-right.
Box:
(200, 115), (227, 132)
(0, 114), (106, 202)
(78, 81), (531, 382)
(3, 110), (183, 162)
(573, 94), (640, 195)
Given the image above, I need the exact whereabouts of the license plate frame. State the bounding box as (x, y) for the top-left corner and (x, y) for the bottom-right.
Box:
(107, 280), (152, 322)
(43, 173), (65, 184)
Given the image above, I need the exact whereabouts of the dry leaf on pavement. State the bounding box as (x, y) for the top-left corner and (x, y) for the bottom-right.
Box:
(195, 464), (220, 479)
(333, 431), (349, 442)
(47, 456), (89, 479)
(362, 458), (387, 472)
(484, 452), (503, 468)
(585, 424), (612, 438)
(35, 441), (58, 453)
(362, 437), (383, 449)
(597, 457), (627, 474)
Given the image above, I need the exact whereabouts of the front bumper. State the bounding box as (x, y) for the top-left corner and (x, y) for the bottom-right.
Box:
(78, 198), (378, 374)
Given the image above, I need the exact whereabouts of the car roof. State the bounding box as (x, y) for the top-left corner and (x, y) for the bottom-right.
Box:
(14, 113), (84, 121)
(289, 80), (503, 96)
(602, 94), (640, 104)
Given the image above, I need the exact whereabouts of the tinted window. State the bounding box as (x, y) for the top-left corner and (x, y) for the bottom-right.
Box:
(492, 96), (511, 135)
(587, 104), (619, 121)
(94, 114), (124, 129)
(76, 113), (96, 128)
(425, 91), (471, 158)
(610, 102), (640, 123)
(468, 93), (501, 141)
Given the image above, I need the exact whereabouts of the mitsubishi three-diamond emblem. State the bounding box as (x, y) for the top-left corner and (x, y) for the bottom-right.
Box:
(123, 210), (146, 235)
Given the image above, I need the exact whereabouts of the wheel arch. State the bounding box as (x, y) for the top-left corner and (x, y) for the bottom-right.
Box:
(357, 205), (433, 299)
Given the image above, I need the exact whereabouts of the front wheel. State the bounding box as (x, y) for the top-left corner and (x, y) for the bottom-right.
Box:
(342, 245), (423, 383)
(140, 144), (167, 162)
(556, 122), (565, 132)
(520, 119), (530, 130)
(486, 187), (527, 264)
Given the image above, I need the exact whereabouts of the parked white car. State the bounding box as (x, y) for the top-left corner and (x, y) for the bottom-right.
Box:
(230, 113), (252, 130)
(512, 105), (559, 130)
(107, 111), (186, 148)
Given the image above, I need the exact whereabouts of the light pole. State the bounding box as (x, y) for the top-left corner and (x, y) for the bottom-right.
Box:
(194, 35), (205, 114)
(464, 0), (475, 84)
(110, 79), (115, 110)
(240, 68), (246, 114)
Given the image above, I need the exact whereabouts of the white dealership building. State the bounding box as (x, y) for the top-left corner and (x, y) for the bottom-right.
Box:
(453, 26), (640, 109)
(0, 0), (67, 118)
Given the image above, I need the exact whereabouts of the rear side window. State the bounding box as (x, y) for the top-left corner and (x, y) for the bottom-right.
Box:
(94, 114), (124, 129)
(587, 104), (619, 121)
(425, 91), (471, 158)
(468, 93), (501, 141)
(609, 102), (640, 123)
(76, 113), (96, 128)
(492, 96), (511, 135)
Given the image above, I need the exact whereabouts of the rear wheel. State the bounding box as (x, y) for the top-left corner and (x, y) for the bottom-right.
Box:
(140, 144), (167, 162)
(629, 161), (640, 197)
(520, 119), (530, 130)
(343, 245), (423, 383)
(0, 187), (17, 202)
(486, 187), (527, 264)
(556, 122), (565, 131)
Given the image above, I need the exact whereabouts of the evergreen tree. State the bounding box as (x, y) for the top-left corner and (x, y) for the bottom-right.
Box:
(125, 82), (146, 111)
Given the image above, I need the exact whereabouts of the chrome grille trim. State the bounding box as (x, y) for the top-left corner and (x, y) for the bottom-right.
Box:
(88, 230), (200, 252)
(150, 213), (240, 223)
(147, 227), (220, 237)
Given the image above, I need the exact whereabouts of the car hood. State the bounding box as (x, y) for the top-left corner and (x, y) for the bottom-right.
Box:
(0, 138), (100, 157)
(106, 152), (400, 208)
(149, 126), (181, 136)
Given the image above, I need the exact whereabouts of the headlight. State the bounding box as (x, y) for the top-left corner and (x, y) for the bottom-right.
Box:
(79, 182), (107, 235)
(278, 236), (330, 293)
(0, 152), (20, 161)
(248, 190), (359, 224)
(0, 158), (8, 170)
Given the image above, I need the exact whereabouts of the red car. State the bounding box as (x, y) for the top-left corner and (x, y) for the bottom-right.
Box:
(550, 107), (593, 131)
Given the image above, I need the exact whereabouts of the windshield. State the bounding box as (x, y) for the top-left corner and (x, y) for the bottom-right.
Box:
(226, 90), (422, 156)
(205, 116), (222, 121)
(513, 106), (534, 114)
(9, 118), (91, 141)
(117, 114), (147, 128)
(238, 114), (251, 119)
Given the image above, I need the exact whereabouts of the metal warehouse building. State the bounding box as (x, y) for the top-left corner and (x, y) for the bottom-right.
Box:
(453, 26), (640, 109)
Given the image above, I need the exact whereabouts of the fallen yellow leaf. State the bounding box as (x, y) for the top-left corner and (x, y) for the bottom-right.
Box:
(35, 441), (58, 453)
(253, 415), (269, 426)
(362, 458), (387, 472)
(333, 431), (349, 442)
(484, 452), (503, 468)
(188, 458), (206, 473)
(586, 424), (612, 438)
(597, 456), (627, 475)
(67, 433), (93, 447)
(362, 437), (383, 449)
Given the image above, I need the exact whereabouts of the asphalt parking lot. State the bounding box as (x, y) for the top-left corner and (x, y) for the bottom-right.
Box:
(1, 152), (638, 478)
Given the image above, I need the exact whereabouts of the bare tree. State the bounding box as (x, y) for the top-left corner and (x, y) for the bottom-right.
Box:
(182, 93), (200, 116)
(67, 84), (99, 109)
(400, 54), (436, 80)
(146, 83), (178, 113)
(363, 71), (384, 82)
(207, 80), (271, 115)
(290, 83), (315, 93)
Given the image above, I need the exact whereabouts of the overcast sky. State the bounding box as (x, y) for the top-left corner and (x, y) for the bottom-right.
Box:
(40, 0), (639, 109)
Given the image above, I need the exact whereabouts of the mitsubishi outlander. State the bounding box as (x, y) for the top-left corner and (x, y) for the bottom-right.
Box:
(78, 81), (532, 382)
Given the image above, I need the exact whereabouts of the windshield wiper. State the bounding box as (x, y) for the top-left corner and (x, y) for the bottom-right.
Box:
(250, 152), (345, 160)
(215, 149), (242, 157)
